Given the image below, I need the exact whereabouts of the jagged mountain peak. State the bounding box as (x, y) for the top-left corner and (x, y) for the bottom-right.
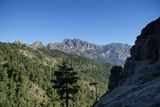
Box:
(62, 38), (100, 49)
(31, 39), (131, 65)
(14, 40), (24, 45)
(32, 41), (44, 49)
(46, 39), (131, 65)
(63, 38), (82, 43)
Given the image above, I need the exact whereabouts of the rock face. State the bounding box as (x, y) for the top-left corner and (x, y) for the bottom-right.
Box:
(32, 41), (44, 49)
(94, 17), (160, 107)
(14, 40), (24, 45)
(31, 39), (130, 65)
(47, 39), (101, 53)
(108, 66), (122, 92)
(47, 39), (131, 66)
(130, 18), (160, 62)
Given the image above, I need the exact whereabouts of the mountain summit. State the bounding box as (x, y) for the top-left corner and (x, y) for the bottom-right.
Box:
(41, 39), (131, 66)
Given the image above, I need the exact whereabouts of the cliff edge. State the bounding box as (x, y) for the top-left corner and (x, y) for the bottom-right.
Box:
(94, 17), (160, 107)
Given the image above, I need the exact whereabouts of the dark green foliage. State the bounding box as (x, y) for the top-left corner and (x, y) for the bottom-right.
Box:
(0, 42), (112, 107)
(89, 82), (98, 102)
(52, 61), (79, 107)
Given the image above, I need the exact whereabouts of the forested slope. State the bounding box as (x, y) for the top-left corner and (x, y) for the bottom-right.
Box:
(0, 42), (112, 107)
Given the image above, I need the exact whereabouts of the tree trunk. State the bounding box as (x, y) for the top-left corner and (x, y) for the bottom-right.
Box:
(65, 70), (69, 107)
(66, 82), (69, 107)
(95, 85), (97, 102)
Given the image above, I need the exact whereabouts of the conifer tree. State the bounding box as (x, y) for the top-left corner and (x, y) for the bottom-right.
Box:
(52, 61), (79, 107)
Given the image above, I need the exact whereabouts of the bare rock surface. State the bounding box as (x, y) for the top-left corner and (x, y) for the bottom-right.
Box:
(94, 17), (160, 107)
(47, 39), (131, 66)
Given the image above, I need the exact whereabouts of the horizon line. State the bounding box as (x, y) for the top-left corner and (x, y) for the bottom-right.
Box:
(0, 38), (133, 46)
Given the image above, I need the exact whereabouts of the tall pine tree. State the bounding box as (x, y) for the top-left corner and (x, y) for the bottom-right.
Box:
(52, 61), (79, 107)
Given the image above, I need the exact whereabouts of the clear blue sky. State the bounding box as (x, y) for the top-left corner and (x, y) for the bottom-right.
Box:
(0, 0), (159, 45)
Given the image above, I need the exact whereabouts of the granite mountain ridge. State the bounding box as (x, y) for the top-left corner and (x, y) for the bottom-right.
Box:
(31, 39), (131, 66)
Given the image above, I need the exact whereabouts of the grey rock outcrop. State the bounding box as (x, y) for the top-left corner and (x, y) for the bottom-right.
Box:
(108, 66), (122, 92)
(94, 17), (160, 107)
(32, 41), (44, 49)
(130, 18), (160, 62)
(14, 40), (24, 45)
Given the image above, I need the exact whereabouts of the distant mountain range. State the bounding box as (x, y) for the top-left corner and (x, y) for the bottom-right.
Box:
(31, 39), (131, 66)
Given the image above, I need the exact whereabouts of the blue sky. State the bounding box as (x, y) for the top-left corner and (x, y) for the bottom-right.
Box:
(0, 0), (159, 45)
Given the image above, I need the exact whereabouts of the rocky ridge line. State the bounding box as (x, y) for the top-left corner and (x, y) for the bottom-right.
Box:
(31, 39), (131, 66)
